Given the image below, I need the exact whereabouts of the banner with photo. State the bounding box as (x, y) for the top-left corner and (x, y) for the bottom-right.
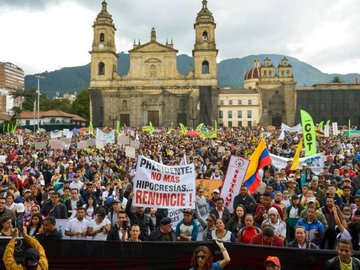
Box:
(132, 155), (196, 209)
(270, 153), (325, 175)
(220, 156), (250, 213)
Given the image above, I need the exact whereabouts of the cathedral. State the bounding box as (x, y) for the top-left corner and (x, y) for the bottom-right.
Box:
(89, 0), (219, 128)
(89, 0), (297, 128)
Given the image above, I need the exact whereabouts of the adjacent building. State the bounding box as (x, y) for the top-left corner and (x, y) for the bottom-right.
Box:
(0, 62), (24, 114)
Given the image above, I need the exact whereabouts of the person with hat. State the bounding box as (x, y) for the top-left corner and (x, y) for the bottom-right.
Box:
(208, 189), (221, 210)
(149, 216), (177, 241)
(175, 209), (198, 241)
(107, 198), (124, 226)
(3, 227), (48, 270)
(264, 256), (281, 270)
(262, 207), (287, 242)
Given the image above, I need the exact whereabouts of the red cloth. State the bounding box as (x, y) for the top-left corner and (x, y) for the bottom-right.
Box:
(250, 233), (284, 247)
(239, 227), (258, 243)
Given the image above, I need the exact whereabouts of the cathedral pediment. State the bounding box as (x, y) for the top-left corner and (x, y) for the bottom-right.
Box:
(129, 41), (178, 53)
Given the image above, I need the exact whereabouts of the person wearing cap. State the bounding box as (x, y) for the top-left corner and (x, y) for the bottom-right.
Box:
(69, 174), (83, 192)
(87, 207), (111, 241)
(324, 239), (360, 269)
(149, 216), (177, 241)
(286, 176), (300, 197)
(307, 177), (325, 203)
(296, 206), (324, 246)
(341, 185), (355, 208)
(208, 189), (221, 210)
(3, 227), (48, 270)
(175, 209), (199, 241)
(264, 256), (281, 270)
(262, 207), (286, 242)
(250, 226), (284, 247)
(299, 197), (328, 230)
(64, 207), (89, 239)
(107, 198), (123, 226)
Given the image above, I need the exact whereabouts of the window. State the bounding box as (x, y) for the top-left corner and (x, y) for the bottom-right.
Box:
(100, 33), (105, 42)
(237, 110), (242, 118)
(248, 99), (252, 105)
(238, 121), (242, 127)
(228, 111), (232, 119)
(247, 110), (252, 118)
(229, 100), (233, 105)
(202, 31), (208, 40)
(269, 71), (272, 76)
(219, 111), (223, 118)
(248, 121), (252, 127)
(25, 120), (30, 125)
(50, 118), (56, 123)
(320, 103), (325, 110)
(98, 62), (105, 75)
(228, 121), (233, 127)
(202, 60), (209, 74)
(238, 100), (242, 105)
(220, 100), (224, 105)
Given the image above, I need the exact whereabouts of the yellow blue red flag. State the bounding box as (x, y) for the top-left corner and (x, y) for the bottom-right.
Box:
(243, 138), (272, 194)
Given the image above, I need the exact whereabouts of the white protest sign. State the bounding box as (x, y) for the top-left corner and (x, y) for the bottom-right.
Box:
(77, 141), (88, 149)
(332, 122), (338, 136)
(220, 156), (250, 213)
(168, 208), (183, 229)
(132, 155), (196, 209)
(118, 135), (130, 146)
(50, 131), (62, 139)
(270, 153), (325, 175)
(0, 155), (6, 163)
(125, 146), (136, 159)
(130, 140), (141, 149)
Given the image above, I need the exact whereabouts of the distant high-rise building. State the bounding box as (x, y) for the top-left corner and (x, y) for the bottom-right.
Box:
(0, 62), (25, 114)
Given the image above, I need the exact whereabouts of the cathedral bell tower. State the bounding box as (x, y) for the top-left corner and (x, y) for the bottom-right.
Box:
(90, 0), (118, 82)
(192, 0), (218, 82)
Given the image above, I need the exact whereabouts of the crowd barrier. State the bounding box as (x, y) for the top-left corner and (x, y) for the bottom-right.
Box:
(1, 239), (356, 270)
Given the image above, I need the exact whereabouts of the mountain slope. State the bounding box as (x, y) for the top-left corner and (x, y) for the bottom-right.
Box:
(25, 53), (359, 98)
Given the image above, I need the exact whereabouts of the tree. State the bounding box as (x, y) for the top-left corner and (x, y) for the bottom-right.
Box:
(71, 89), (90, 120)
(331, 76), (343, 83)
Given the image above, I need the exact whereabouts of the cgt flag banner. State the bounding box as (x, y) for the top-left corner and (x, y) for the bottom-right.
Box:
(132, 155), (196, 209)
(300, 110), (317, 156)
(220, 156), (249, 213)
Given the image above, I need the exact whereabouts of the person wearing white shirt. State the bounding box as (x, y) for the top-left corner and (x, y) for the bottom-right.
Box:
(87, 208), (111, 241)
(65, 207), (89, 240)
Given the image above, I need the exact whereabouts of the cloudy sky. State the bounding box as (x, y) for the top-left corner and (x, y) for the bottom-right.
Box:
(0, 0), (359, 75)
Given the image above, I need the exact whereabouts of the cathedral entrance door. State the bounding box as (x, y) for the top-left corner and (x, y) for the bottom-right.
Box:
(148, 111), (159, 126)
(120, 114), (130, 127)
(272, 114), (282, 127)
(177, 113), (187, 126)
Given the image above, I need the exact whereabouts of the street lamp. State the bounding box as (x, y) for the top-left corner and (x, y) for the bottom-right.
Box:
(35, 75), (44, 131)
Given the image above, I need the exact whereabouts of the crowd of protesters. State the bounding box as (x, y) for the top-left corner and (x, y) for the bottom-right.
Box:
(0, 125), (360, 256)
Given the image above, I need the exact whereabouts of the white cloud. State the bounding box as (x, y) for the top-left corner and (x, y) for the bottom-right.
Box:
(0, 0), (359, 75)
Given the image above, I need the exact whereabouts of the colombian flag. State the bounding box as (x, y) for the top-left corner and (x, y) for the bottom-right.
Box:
(243, 138), (272, 194)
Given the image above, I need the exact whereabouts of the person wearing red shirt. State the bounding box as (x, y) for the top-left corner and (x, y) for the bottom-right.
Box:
(250, 226), (284, 247)
(254, 192), (284, 226)
(237, 214), (260, 243)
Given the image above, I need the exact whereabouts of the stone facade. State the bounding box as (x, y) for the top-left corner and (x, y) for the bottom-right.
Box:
(243, 57), (297, 126)
(89, 1), (218, 127)
(296, 83), (360, 127)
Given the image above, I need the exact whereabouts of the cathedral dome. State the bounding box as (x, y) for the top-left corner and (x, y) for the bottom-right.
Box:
(244, 66), (260, 80)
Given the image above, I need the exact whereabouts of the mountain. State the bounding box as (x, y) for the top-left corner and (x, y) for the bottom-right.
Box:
(25, 53), (360, 98)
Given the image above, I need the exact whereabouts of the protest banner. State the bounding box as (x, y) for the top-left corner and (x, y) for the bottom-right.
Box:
(35, 142), (47, 150)
(63, 128), (70, 137)
(300, 110), (317, 156)
(130, 140), (141, 149)
(50, 139), (65, 150)
(0, 155), (6, 163)
(118, 135), (130, 146)
(270, 153), (325, 175)
(195, 179), (223, 200)
(132, 155), (196, 209)
(125, 146), (136, 158)
(167, 209), (184, 229)
(332, 122), (338, 136)
(96, 141), (105, 149)
(60, 138), (72, 149)
(324, 125), (330, 137)
(220, 156), (249, 213)
(96, 128), (115, 144)
(87, 139), (96, 147)
(77, 140), (88, 149)
(50, 131), (62, 139)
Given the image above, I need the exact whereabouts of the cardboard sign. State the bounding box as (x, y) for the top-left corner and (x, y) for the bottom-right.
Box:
(35, 142), (47, 150)
(50, 139), (65, 150)
(125, 146), (136, 158)
(130, 140), (141, 149)
(77, 141), (88, 149)
(118, 135), (130, 146)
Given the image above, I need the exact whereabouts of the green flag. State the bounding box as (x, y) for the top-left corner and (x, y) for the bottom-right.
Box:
(300, 110), (317, 156)
(89, 121), (93, 135)
(196, 123), (204, 132)
(116, 120), (120, 134)
(318, 121), (324, 131)
(326, 120), (330, 126)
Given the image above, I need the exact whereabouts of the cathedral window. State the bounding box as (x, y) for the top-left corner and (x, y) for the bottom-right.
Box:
(100, 33), (105, 42)
(263, 70), (267, 77)
(269, 71), (272, 76)
(281, 71), (284, 76)
(98, 62), (105, 75)
(202, 31), (208, 40)
(122, 100), (128, 110)
(202, 60), (209, 74)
